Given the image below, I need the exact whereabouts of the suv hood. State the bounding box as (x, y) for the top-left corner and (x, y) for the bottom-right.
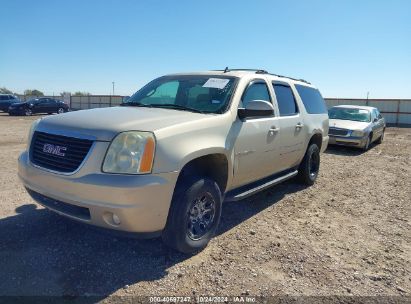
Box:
(329, 119), (370, 130)
(36, 106), (210, 141)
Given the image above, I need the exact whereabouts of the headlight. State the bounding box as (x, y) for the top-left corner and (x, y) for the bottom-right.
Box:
(351, 130), (365, 137)
(27, 119), (40, 149)
(102, 131), (155, 174)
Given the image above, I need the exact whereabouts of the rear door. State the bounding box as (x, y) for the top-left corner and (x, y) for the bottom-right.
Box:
(0, 96), (7, 110)
(47, 99), (58, 112)
(271, 81), (306, 170)
(232, 79), (282, 187)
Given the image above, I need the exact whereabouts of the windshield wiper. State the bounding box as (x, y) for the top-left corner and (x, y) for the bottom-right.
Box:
(148, 104), (205, 113)
(121, 102), (152, 107)
(121, 102), (206, 113)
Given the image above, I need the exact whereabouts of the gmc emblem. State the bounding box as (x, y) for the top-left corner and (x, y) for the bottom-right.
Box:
(42, 144), (67, 157)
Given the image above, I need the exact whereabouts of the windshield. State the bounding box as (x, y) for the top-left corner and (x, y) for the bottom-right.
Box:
(328, 107), (371, 122)
(124, 75), (237, 113)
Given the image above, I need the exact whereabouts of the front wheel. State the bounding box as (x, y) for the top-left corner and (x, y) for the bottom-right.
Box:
(363, 134), (372, 151)
(25, 109), (32, 116)
(297, 143), (320, 186)
(162, 177), (222, 254)
(57, 107), (65, 114)
(376, 129), (385, 144)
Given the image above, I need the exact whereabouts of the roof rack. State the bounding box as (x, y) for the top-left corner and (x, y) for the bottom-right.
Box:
(270, 73), (311, 84)
(217, 68), (268, 74)
(214, 67), (310, 84)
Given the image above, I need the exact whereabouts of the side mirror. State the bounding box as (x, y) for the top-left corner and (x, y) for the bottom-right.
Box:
(373, 118), (378, 123)
(238, 100), (274, 120)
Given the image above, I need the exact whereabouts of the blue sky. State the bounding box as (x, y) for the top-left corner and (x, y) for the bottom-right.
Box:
(1, 0), (410, 98)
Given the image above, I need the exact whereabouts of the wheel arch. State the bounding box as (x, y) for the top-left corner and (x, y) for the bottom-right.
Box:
(176, 152), (230, 194)
(308, 132), (323, 150)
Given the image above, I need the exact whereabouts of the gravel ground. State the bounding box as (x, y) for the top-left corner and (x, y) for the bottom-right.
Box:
(0, 112), (410, 301)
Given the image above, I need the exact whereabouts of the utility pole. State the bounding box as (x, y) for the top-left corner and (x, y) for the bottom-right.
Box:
(366, 91), (369, 105)
(112, 82), (115, 96)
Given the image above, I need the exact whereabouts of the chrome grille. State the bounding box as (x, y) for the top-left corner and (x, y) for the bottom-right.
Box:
(30, 131), (93, 173)
(329, 127), (349, 136)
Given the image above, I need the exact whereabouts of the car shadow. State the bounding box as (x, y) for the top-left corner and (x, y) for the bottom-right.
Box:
(0, 112), (44, 117)
(0, 180), (305, 299)
(219, 180), (306, 235)
(324, 145), (366, 156)
(0, 204), (183, 299)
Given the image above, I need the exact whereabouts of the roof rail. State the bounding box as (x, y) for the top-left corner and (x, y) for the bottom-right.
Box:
(270, 73), (311, 84)
(212, 68), (311, 84)
(213, 68), (268, 74)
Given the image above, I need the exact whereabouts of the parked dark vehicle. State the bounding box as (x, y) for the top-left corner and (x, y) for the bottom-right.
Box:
(0, 94), (20, 112)
(8, 98), (69, 116)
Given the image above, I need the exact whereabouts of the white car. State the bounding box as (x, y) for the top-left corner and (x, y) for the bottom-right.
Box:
(328, 105), (385, 150)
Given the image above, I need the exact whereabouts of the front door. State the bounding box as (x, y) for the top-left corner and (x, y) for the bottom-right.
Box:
(371, 109), (384, 141)
(33, 99), (49, 113)
(232, 80), (282, 187)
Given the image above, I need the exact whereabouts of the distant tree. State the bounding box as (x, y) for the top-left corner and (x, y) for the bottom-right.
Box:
(24, 89), (44, 96)
(0, 87), (14, 94)
(74, 91), (90, 96)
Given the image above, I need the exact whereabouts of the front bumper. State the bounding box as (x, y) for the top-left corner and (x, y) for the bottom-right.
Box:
(328, 135), (367, 148)
(18, 150), (178, 234)
(321, 135), (329, 153)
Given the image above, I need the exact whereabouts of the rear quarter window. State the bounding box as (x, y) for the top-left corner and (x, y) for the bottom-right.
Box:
(295, 85), (327, 114)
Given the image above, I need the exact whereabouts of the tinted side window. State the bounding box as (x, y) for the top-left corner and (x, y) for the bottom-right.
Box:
(140, 81), (179, 105)
(242, 82), (271, 106)
(273, 84), (298, 116)
(295, 85), (327, 114)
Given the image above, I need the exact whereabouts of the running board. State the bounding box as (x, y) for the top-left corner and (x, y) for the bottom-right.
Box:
(225, 170), (298, 202)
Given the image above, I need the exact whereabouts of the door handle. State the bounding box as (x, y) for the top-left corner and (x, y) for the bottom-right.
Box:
(269, 126), (280, 135)
(295, 123), (304, 129)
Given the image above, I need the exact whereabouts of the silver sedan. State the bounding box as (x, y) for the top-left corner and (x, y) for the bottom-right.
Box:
(328, 105), (385, 150)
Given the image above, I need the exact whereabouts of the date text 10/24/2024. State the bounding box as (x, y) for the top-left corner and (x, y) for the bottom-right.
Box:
(149, 296), (256, 303)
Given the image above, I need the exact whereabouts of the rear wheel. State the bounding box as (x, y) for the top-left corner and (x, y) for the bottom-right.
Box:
(162, 177), (222, 254)
(297, 143), (320, 186)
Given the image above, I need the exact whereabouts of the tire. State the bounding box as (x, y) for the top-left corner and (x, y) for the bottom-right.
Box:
(363, 134), (372, 151)
(376, 129), (385, 144)
(162, 177), (222, 254)
(297, 143), (320, 186)
(25, 109), (32, 116)
(57, 107), (65, 114)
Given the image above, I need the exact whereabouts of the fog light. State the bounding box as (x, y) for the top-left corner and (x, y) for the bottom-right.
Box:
(112, 214), (121, 225)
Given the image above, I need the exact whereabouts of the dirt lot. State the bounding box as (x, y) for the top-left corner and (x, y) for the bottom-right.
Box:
(0, 112), (410, 301)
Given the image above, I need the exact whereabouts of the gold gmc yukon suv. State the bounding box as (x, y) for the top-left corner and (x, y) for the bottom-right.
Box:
(18, 69), (329, 253)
